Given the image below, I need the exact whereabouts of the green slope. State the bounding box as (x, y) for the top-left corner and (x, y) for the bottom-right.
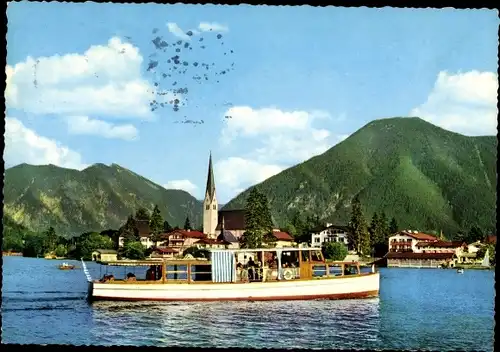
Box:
(3, 163), (202, 236)
(223, 117), (497, 237)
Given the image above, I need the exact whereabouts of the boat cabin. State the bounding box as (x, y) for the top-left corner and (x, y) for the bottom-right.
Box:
(94, 247), (366, 284)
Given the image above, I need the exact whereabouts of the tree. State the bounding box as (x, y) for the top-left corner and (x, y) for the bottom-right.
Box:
(290, 211), (308, 244)
(183, 216), (192, 230)
(75, 232), (115, 260)
(163, 220), (173, 233)
(54, 244), (68, 258)
(323, 242), (348, 261)
(389, 217), (399, 235)
(43, 226), (58, 254)
(123, 241), (146, 260)
(135, 207), (150, 222)
(467, 225), (484, 244)
(348, 195), (370, 255)
(149, 205), (164, 243)
(241, 187), (274, 248)
(369, 212), (380, 248)
(100, 229), (120, 249)
(119, 215), (139, 244)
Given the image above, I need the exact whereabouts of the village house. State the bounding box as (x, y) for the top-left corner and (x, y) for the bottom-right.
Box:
(386, 230), (479, 267)
(270, 231), (295, 248)
(91, 249), (118, 262)
(310, 224), (351, 250)
(150, 246), (179, 259)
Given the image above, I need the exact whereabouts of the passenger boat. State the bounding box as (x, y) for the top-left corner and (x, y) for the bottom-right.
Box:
(59, 262), (76, 270)
(82, 247), (380, 302)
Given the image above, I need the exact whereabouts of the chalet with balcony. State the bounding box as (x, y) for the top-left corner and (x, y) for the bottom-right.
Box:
(388, 230), (438, 253)
(310, 224), (352, 250)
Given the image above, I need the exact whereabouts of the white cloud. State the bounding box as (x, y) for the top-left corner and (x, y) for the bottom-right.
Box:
(163, 179), (198, 195)
(5, 37), (165, 119)
(215, 157), (283, 194)
(198, 22), (229, 32)
(66, 116), (139, 141)
(410, 70), (498, 136)
(221, 106), (336, 163)
(216, 107), (350, 201)
(166, 23), (192, 40)
(4, 117), (87, 170)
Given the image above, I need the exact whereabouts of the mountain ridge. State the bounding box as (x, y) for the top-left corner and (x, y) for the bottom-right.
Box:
(222, 117), (497, 237)
(3, 163), (203, 236)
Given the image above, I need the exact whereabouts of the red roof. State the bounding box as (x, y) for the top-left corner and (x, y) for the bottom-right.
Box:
(273, 231), (293, 241)
(168, 229), (206, 239)
(399, 231), (438, 241)
(484, 235), (497, 244)
(416, 240), (465, 248)
(387, 252), (456, 260)
(154, 247), (179, 254)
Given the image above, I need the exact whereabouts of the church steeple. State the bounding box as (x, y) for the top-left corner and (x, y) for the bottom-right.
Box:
(205, 151), (216, 201)
(203, 151), (218, 238)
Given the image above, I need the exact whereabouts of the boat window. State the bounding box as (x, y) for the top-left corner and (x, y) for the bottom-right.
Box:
(328, 264), (343, 276)
(281, 251), (299, 268)
(311, 250), (323, 262)
(191, 264), (212, 282)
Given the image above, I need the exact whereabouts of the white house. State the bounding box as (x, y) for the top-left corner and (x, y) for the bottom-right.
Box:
(388, 230), (438, 253)
(311, 224), (351, 249)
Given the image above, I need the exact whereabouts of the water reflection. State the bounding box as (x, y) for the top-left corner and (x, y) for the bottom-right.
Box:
(91, 298), (381, 348)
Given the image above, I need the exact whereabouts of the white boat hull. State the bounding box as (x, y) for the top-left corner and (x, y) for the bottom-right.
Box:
(89, 273), (380, 302)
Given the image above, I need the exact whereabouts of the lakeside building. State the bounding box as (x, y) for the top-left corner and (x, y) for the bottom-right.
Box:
(310, 224), (352, 250)
(387, 230), (478, 267)
(92, 249), (118, 262)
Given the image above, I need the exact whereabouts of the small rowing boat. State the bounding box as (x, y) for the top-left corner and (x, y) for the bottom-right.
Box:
(59, 262), (76, 270)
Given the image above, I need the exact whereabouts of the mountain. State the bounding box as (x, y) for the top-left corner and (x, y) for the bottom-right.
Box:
(223, 117), (497, 237)
(3, 163), (203, 236)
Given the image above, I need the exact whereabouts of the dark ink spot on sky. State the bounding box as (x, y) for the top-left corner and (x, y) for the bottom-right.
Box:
(176, 48), (181, 53)
(186, 30), (193, 36)
(199, 37), (204, 42)
(193, 62), (199, 67)
(184, 43), (189, 48)
(162, 73), (167, 78)
(183, 61), (188, 66)
(173, 81), (177, 86)
(221, 70), (226, 75)
(174, 99), (180, 104)
(177, 40), (182, 45)
(147, 60), (158, 71)
(153, 28), (159, 34)
(201, 46), (206, 49)
(231, 50), (234, 53)
(154, 82), (159, 86)
(217, 34), (222, 39)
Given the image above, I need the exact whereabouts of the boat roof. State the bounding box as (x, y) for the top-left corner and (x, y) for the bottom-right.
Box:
(210, 247), (321, 253)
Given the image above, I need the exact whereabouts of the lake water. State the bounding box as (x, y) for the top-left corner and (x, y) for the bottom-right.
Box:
(1, 257), (495, 350)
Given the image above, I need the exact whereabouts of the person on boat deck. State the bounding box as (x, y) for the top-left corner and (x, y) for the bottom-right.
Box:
(247, 257), (256, 280)
(146, 266), (155, 280)
(126, 272), (136, 281)
(254, 257), (262, 281)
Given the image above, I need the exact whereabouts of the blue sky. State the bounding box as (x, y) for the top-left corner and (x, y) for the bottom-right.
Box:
(5, 4), (499, 203)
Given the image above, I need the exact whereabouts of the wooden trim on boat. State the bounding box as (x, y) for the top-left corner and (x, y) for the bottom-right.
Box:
(90, 290), (379, 302)
(94, 271), (379, 285)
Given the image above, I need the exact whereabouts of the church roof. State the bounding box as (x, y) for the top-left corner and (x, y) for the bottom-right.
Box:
(216, 209), (246, 230)
(218, 230), (239, 243)
(205, 152), (216, 201)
